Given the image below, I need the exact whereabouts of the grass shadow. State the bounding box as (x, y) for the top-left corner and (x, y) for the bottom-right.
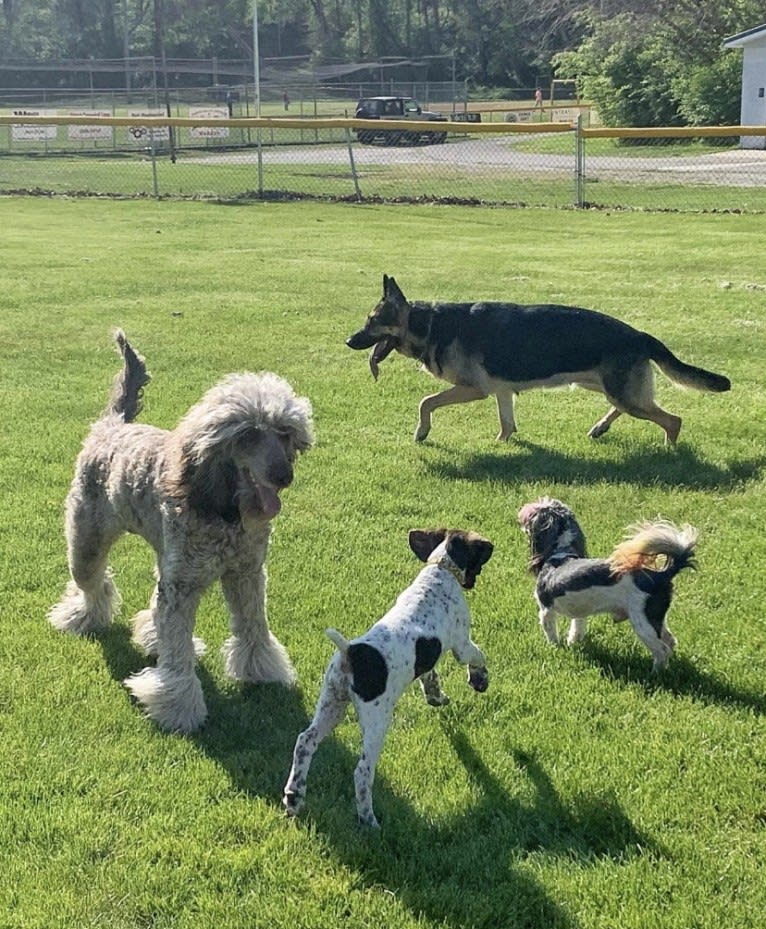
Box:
(423, 439), (764, 491)
(292, 717), (662, 929)
(95, 626), (658, 928)
(95, 623), (311, 794)
(580, 640), (766, 715)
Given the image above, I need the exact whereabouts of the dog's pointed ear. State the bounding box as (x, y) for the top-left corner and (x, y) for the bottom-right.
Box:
(409, 529), (447, 562)
(384, 274), (407, 306)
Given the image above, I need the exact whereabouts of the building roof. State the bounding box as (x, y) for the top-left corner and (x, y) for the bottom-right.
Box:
(723, 23), (766, 48)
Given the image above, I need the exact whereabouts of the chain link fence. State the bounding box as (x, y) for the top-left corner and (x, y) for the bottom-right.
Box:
(1, 111), (765, 212)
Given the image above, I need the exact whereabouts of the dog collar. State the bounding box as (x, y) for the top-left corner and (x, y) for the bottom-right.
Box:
(426, 556), (465, 584)
(547, 550), (577, 564)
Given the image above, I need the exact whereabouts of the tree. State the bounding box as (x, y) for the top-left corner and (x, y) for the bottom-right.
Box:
(555, 1), (763, 127)
(554, 12), (682, 126)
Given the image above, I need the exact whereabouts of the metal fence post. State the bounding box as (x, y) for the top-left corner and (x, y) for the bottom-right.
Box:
(345, 127), (362, 201)
(575, 114), (584, 208)
(257, 129), (264, 196)
(149, 132), (159, 198)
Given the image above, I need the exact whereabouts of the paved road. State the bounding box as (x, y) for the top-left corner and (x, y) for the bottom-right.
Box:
(195, 136), (766, 186)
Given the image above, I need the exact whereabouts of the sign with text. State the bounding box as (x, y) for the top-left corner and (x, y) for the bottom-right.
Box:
(552, 107), (580, 124)
(188, 107), (229, 139)
(11, 109), (58, 142)
(127, 109), (170, 143)
(66, 110), (113, 141)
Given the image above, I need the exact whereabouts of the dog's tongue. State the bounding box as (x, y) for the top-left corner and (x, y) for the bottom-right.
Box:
(241, 484), (282, 527)
(254, 484), (281, 520)
(369, 337), (397, 380)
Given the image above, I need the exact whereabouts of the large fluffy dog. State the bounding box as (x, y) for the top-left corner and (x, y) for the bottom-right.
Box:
(283, 528), (492, 827)
(518, 497), (697, 669)
(48, 332), (314, 733)
(346, 275), (730, 444)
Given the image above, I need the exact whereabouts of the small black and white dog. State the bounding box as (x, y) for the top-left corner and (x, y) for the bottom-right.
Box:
(518, 498), (697, 669)
(283, 528), (493, 827)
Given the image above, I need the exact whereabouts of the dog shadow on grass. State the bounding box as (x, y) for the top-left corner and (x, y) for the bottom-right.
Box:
(98, 627), (657, 928)
(580, 640), (766, 715)
(96, 623), (312, 791)
(277, 718), (662, 929)
(423, 439), (764, 492)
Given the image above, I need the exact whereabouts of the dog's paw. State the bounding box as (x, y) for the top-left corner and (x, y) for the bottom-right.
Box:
(587, 422), (610, 439)
(426, 693), (450, 707)
(468, 666), (489, 693)
(282, 792), (304, 817)
(651, 653), (672, 673)
(357, 811), (381, 829)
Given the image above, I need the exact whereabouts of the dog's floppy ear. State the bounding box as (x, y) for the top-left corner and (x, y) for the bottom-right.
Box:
(448, 532), (494, 567)
(409, 528), (447, 562)
(446, 531), (494, 588)
(384, 274), (407, 306)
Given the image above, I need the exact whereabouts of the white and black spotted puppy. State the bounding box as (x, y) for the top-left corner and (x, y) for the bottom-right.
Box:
(518, 497), (697, 670)
(283, 528), (493, 828)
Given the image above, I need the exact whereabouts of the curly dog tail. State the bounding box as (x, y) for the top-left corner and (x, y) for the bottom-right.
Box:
(106, 329), (150, 422)
(608, 520), (698, 580)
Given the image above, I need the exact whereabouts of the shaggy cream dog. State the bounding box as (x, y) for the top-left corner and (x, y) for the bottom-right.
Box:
(49, 331), (314, 732)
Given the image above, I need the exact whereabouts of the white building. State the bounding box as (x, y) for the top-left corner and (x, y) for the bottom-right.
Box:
(724, 23), (766, 149)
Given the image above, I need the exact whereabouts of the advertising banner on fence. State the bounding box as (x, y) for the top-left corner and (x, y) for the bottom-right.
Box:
(127, 109), (170, 143)
(552, 107), (580, 124)
(188, 107), (229, 139)
(66, 111), (113, 141)
(11, 109), (58, 141)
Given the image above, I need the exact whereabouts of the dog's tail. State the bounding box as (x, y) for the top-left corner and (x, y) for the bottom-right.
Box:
(609, 520), (698, 581)
(644, 335), (730, 393)
(106, 329), (150, 422)
(326, 628), (350, 655)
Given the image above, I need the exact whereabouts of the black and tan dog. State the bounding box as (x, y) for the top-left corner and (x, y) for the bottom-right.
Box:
(346, 275), (730, 444)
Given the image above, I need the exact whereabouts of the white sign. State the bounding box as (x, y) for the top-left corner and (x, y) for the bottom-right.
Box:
(188, 106), (230, 139)
(505, 110), (533, 123)
(66, 110), (113, 141)
(552, 107), (580, 124)
(127, 109), (169, 142)
(11, 108), (58, 142)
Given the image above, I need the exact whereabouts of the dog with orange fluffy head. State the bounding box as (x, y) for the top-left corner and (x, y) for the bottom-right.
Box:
(518, 497), (697, 670)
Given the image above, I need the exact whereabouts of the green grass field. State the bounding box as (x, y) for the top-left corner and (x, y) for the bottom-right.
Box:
(4, 150), (765, 212)
(2, 197), (765, 929)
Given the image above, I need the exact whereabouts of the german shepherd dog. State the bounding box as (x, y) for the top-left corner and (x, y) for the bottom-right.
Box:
(346, 275), (730, 445)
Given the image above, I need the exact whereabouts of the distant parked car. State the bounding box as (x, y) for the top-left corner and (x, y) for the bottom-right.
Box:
(354, 96), (448, 145)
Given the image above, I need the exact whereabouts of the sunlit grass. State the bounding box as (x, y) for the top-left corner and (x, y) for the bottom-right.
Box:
(1, 198), (764, 929)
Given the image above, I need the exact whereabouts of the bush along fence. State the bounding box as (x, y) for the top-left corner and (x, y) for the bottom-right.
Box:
(1, 112), (765, 212)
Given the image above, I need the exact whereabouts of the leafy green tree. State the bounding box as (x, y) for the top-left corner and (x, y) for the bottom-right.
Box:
(554, 13), (681, 126)
(1, 0), (763, 119)
(671, 54), (743, 126)
(555, 2), (762, 127)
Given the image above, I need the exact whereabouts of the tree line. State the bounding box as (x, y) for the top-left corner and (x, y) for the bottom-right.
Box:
(1, 0), (761, 125)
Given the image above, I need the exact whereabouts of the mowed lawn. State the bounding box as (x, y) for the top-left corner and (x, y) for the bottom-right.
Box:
(1, 197), (765, 929)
